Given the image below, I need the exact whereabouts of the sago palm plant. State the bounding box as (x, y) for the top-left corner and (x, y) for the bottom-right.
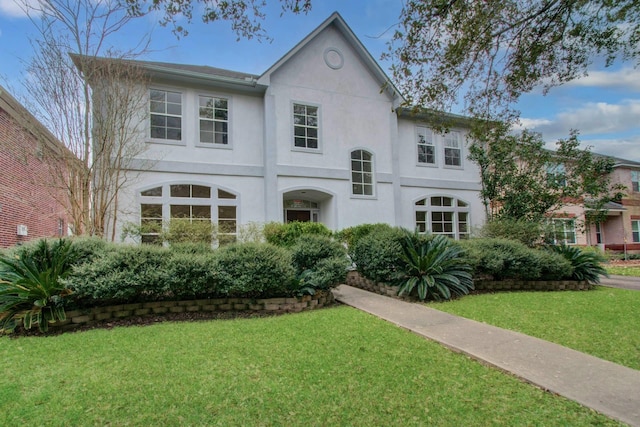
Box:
(0, 239), (75, 333)
(546, 245), (608, 284)
(395, 233), (474, 301)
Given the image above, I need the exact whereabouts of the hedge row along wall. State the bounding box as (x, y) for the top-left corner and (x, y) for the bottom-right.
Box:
(53, 291), (335, 332)
(346, 271), (592, 299)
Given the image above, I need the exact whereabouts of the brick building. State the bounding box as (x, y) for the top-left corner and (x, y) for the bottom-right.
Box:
(0, 85), (79, 248)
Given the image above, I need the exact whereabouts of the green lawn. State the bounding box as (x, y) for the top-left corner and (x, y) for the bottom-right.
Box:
(605, 265), (640, 276)
(429, 286), (640, 370)
(0, 306), (622, 426)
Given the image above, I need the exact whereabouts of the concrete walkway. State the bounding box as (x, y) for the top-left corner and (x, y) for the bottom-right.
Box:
(600, 275), (640, 291)
(333, 285), (640, 426)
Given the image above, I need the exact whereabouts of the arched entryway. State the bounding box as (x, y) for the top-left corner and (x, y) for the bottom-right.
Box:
(282, 189), (333, 226)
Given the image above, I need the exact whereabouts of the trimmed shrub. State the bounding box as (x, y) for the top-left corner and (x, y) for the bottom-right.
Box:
(546, 245), (608, 284)
(170, 242), (214, 255)
(263, 222), (332, 247)
(213, 243), (296, 298)
(290, 234), (347, 273)
(164, 252), (218, 298)
(291, 235), (350, 293)
(535, 249), (574, 280)
(162, 219), (215, 246)
(336, 223), (393, 249)
(350, 227), (407, 283)
(66, 245), (170, 305)
(69, 236), (116, 266)
(395, 232), (473, 300)
(460, 238), (572, 281)
(479, 218), (549, 247)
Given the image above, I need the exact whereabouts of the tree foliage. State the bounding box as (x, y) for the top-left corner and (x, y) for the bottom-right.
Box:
(386, 0), (640, 120)
(124, 0), (312, 39)
(468, 123), (624, 222)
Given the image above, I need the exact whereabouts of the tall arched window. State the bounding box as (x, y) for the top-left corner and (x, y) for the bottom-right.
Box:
(414, 196), (470, 240)
(139, 183), (238, 244)
(350, 149), (374, 196)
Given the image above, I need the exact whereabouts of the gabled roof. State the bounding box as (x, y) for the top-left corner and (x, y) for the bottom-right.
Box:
(593, 152), (640, 168)
(257, 12), (404, 106)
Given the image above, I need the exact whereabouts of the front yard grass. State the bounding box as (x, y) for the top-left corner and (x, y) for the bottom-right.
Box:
(605, 265), (640, 277)
(0, 306), (621, 426)
(429, 286), (640, 370)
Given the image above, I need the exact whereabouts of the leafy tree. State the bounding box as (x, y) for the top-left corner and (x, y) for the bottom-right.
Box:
(468, 123), (625, 222)
(125, 0), (312, 39)
(385, 0), (640, 120)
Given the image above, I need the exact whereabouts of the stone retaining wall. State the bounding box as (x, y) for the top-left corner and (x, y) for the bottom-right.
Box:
(346, 271), (591, 299)
(54, 291), (335, 332)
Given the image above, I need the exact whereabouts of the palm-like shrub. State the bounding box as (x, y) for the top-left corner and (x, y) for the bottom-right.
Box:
(395, 233), (473, 301)
(546, 245), (608, 284)
(0, 239), (75, 333)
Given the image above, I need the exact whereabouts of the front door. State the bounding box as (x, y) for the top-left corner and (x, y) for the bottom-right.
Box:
(286, 210), (312, 223)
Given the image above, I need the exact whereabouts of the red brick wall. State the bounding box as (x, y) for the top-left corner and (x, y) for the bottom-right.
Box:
(0, 108), (72, 248)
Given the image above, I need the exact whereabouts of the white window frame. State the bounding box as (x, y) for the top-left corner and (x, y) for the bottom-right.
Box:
(149, 88), (184, 145)
(443, 131), (463, 168)
(549, 218), (577, 245)
(292, 102), (321, 152)
(632, 171), (639, 192)
(414, 195), (470, 240)
(138, 183), (239, 246)
(197, 93), (232, 149)
(632, 220), (640, 243)
(416, 126), (436, 166)
(350, 149), (375, 198)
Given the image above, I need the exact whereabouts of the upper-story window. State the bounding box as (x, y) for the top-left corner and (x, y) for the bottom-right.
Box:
(417, 126), (436, 165)
(632, 171), (639, 192)
(443, 131), (462, 166)
(293, 103), (319, 149)
(351, 150), (374, 197)
(150, 89), (182, 141)
(199, 95), (228, 145)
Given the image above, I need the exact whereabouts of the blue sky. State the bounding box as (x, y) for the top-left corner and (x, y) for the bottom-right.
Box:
(1, 0), (639, 160)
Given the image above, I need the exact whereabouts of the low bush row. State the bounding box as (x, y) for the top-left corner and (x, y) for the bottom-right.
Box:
(0, 233), (349, 333)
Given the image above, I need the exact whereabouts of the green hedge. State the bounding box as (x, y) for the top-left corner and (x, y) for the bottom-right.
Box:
(336, 223), (394, 249)
(350, 226), (407, 283)
(263, 222), (332, 247)
(290, 234), (350, 291)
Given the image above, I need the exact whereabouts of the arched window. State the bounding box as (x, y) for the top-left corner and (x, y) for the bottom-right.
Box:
(414, 196), (470, 240)
(139, 183), (238, 245)
(351, 149), (374, 196)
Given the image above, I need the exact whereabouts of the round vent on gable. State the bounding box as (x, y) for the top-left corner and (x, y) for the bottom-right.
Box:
(323, 47), (344, 70)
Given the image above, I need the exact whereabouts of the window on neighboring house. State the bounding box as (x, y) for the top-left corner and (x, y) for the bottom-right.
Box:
(293, 103), (319, 149)
(415, 196), (470, 239)
(351, 150), (374, 196)
(139, 184), (238, 245)
(546, 163), (567, 187)
(199, 95), (228, 145)
(632, 171), (639, 192)
(632, 220), (640, 243)
(150, 89), (182, 141)
(595, 222), (602, 244)
(417, 126), (436, 165)
(443, 131), (462, 166)
(57, 219), (64, 237)
(549, 218), (576, 245)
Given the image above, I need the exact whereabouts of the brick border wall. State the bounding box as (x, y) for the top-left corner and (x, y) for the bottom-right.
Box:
(53, 291), (335, 332)
(346, 271), (592, 299)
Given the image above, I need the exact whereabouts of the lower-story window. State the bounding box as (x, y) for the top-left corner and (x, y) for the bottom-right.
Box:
(632, 220), (640, 243)
(414, 195), (470, 240)
(549, 218), (577, 245)
(138, 184), (238, 245)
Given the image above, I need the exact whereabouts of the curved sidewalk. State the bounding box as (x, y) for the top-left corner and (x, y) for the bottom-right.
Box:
(333, 285), (640, 427)
(600, 275), (640, 291)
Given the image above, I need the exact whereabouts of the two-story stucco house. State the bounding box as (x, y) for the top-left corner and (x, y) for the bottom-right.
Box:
(84, 12), (484, 243)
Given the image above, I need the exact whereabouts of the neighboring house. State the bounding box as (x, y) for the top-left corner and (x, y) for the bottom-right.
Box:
(0, 85), (77, 248)
(547, 155), (640, 250)
(82, 12), (484, 243)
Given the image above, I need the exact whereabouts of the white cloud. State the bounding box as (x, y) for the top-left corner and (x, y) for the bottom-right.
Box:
(521, 99), (640, 139)
(0, 0), (28, 18)
(568, 67), (640, 92)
